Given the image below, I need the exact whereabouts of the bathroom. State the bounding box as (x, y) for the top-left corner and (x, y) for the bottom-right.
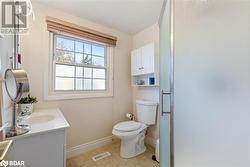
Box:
(0, 0), (250, 167)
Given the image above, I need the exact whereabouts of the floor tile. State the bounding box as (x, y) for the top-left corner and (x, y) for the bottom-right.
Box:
(67, 140), (159, 167)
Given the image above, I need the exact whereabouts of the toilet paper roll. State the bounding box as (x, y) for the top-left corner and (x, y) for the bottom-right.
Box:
(126, 113), (133, 120)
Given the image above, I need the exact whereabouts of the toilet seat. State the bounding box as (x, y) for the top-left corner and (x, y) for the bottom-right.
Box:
(112, 122), (147, 138)
(114, 121), (141, 132)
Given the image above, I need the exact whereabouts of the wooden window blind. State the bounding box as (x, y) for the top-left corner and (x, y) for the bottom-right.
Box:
(46, 16), (117, 46)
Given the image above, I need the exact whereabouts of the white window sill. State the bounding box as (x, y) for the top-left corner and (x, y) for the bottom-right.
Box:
(44, 91), (113, 101)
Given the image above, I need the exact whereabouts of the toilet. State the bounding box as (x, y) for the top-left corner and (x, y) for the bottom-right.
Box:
(112, 100), (158, 158)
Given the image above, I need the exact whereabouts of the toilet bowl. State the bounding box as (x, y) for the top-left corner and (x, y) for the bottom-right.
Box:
(112, 100), (158, 158)
(112, 121), (147, 158)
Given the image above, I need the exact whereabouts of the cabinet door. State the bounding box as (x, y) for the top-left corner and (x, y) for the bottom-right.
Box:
(141, 43), (154, 74)
(8, 130), (66, 167)
(131, 48), (142, 76)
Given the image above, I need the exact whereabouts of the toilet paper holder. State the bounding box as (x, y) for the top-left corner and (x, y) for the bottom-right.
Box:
(126, 113), (135, 121)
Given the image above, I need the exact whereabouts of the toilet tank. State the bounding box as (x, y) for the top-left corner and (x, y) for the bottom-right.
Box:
(136, 100), (158, 125)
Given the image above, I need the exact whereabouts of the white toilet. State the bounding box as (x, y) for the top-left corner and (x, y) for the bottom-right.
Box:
(112, 100), (158, 158)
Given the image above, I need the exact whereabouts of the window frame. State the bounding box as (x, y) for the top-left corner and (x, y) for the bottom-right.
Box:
(44, 32), (114, 100)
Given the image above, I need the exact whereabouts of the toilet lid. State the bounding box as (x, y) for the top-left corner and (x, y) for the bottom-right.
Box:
(114, 121), (141, 132)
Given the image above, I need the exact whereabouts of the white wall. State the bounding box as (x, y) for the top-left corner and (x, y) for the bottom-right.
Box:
(0, 35), (13, 128)
(0, 2), (16, 137)
(20, 2), (133, 150)
(132, 24), (160, 146)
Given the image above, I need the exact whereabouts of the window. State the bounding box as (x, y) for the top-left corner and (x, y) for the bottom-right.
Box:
(45, 33), (114, 100)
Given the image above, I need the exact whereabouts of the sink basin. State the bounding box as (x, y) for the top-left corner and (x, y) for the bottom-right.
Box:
(0, 140), (13, 161)
(25, 115), (55, 124)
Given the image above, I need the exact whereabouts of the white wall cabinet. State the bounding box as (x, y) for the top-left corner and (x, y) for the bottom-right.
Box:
(131, 42), (155, 76)
(131, 42), (159, 86)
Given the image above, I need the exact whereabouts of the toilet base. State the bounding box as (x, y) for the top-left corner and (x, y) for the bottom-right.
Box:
(120, 131), (146, 158)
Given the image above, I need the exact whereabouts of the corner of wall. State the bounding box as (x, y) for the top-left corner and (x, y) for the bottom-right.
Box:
(131, 23), (160, 141)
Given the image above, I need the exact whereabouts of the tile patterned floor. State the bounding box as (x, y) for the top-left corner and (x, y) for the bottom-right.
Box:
(67, 140), (159, 167)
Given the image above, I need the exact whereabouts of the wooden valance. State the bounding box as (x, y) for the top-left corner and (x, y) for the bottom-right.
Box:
(46, 16), (117, 46)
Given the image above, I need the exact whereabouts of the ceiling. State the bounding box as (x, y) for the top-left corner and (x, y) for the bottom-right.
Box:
(33, 0), (164, 34)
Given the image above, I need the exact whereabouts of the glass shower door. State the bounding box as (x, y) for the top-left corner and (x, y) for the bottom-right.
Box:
(174, 0), (250, 167)
(159, 0), (173, 166)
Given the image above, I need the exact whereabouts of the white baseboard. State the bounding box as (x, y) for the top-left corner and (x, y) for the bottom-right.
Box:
(145, 136), (157, 148)
(66, 136), (113, 158)
(67, 135), (156, 158)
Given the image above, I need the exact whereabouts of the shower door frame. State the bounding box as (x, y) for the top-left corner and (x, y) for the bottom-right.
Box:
(159, 0), (175, 166)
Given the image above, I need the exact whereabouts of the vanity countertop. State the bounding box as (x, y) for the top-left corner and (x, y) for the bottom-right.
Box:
(9, 108), (70, 140)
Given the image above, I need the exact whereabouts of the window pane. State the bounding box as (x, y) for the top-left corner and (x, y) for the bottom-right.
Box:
(92, 45), (105, 57)
(75, 41), (83, 53)
(56, 64), (75, 77)
(93, 79), (105, 90)
(56, 37), (74, 51)
(76, 79), (83, 90)
(84, 54), (92, 65)
(84, 43), (91, 54)
(84, 67), (92, 78)
(55, 50), (74, 64)
(93, 68), (105, 79)
(53, 35), (109, 92)
(55, 77), (74, 90)
(84, 79), (92, 90)
(92, 56), (104, 66)
(76, 67), (83, 77)
(75, 53), (83, 64)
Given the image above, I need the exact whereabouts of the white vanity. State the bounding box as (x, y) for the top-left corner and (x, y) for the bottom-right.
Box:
(6, 108), (70, 167)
